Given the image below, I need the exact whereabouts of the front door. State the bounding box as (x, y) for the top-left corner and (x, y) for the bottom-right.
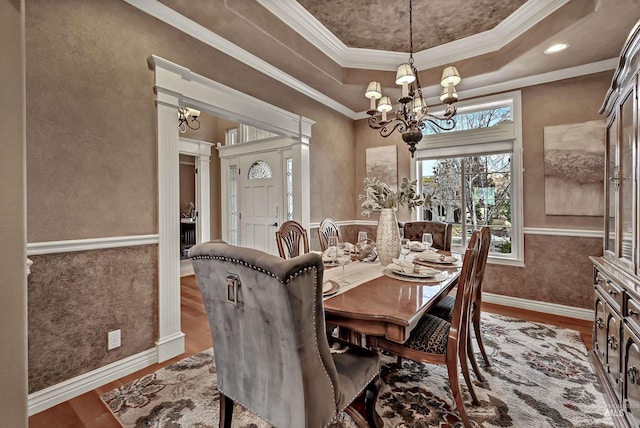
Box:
(239, 151), (282, 255)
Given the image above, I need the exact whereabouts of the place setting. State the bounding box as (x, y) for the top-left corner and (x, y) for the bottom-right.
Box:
(382, 255), (446, 283)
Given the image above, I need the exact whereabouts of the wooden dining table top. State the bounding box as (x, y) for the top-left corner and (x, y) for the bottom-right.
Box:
(322, 254), (461, 344)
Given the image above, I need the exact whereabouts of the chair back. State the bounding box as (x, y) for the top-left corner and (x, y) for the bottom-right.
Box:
(318, 218), (341, 251)
(403, 221), (452, 250)
(190, 242), (341, 427)
(471, 226), (491, 308)
(276, 220), (309, 259)
(448, 231), (480, 345)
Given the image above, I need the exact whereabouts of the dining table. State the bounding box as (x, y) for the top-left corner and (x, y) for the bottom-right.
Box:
(320, 250), (462, 345)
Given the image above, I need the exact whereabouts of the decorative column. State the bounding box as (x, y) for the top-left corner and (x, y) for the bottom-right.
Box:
(155, 89), (185, 362)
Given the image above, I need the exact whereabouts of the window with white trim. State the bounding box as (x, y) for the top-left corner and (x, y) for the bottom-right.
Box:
(414, 92), (523, 265)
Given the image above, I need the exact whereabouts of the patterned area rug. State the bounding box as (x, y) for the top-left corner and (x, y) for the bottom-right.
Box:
(103, 313), (613, 427)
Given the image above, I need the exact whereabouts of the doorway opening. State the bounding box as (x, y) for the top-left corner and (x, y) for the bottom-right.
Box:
(150, 55), (314, 362)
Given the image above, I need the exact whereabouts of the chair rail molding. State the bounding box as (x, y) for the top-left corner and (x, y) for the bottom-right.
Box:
(26, 234), (159, 255)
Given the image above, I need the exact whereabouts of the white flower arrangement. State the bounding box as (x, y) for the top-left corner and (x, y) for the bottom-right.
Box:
(359, 176), (431, 217)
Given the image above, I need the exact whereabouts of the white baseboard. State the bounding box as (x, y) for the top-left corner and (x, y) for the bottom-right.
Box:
(483, 292), (593, 321)
(28, 347), (158, 416)
(156, 332), (186, 363)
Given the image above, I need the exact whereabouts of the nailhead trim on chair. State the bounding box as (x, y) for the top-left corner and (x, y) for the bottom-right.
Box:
(310, 269), (340, 425)
(191, 254), (316, 284)
(194, 254), (342, 426)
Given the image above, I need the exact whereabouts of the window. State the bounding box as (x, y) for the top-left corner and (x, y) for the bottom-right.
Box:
(414, 92), (523, 265)
(286, 158), (294, 220)
(227, 165), (239, 245)
(247, 160), (273, 180)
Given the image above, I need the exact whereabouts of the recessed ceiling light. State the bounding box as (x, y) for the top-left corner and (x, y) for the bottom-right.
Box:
(544, 43), (569, 54)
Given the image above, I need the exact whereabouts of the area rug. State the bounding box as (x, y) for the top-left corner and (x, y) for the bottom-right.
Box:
(103, 313), (613, 427)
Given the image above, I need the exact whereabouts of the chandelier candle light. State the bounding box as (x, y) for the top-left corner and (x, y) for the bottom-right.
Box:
(365, 0), (462, 157)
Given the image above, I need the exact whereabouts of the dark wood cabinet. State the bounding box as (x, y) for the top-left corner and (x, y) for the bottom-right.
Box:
(592, 21), (640, 428)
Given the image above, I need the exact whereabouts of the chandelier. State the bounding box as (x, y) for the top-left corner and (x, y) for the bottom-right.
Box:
(178, 107), (201, 133)
(364, 0), (462, 157)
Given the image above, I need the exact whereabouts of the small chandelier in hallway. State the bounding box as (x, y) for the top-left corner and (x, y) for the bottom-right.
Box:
(178, 107), (201, 133)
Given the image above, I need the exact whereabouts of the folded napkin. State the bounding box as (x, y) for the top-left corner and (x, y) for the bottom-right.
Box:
(414, 251), (457, 263)
(389, 258), (440, 276)
(409, 241), (426, 251)
(390, 258), (415, 273)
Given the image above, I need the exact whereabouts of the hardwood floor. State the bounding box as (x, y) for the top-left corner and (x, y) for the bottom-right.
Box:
(28, 276), (593, 427)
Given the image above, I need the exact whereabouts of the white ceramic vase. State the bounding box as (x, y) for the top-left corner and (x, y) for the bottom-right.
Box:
(376, 208), (400, 265)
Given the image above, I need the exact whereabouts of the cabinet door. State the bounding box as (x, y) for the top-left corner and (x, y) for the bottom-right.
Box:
(619, 87), (636, 272)
(607, 307), (622, 395)
(624, 327), (640, 425)
(605, 115), (618, 258)
(594, 297), (608, 365)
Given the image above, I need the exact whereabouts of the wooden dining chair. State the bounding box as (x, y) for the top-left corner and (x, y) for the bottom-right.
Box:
(429, 226), (492, 382)
(402, 221), (452, 251)
(275, 220), (309, 259)
(369, 231), (481, 428)
(318, 218), (341, 251)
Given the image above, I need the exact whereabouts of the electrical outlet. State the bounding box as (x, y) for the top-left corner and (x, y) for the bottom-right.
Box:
(108, 329), (121, 350)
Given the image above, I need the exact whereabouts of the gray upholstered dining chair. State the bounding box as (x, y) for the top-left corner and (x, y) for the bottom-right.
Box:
(368, 231), (481, 428)
(318, 217), (341, 251)
(189, 241), (380, 428)
(402, 221), (452, 251)
(429, 226), (492, 381)
(276, 220), (309, 259)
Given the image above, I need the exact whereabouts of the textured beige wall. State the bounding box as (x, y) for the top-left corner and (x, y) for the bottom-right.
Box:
(0, 0), (28, 425)
(27, 0), (356, 243)
(521, 72), (612, 229)
(27, 246), (158, 392)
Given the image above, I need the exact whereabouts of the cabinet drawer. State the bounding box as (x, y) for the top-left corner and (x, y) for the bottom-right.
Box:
(596, 270), (624, 312)
(628, 299), (640, 336)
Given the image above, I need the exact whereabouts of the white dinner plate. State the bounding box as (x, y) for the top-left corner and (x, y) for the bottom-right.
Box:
(391, 268), (436, 279)
(322, 280), (340, 296)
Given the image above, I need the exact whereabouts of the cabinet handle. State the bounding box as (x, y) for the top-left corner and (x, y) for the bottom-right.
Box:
(596, 317), (605, 329)
(630, 309), (639, 316)
(608, 289), (618, 295)
(629, 366), (638, 385)
(608, 335), (618, 350)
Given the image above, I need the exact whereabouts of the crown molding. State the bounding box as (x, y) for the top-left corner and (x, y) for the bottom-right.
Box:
(258, 0), (569, 71)
(127, 0), (614, 122)
(125, 0), (357, 118)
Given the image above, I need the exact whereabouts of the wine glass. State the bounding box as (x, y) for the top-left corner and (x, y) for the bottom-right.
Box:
(422, 233), (433, 251)
(337, 242), (351, 285)
(357, 231), (368, 243)
(328, 235), (339, 265)
(400, 238), (411, 260)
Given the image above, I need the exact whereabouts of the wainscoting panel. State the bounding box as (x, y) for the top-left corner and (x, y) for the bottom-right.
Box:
(483, 234), (602, 309)
(27, 245), (158, 393)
